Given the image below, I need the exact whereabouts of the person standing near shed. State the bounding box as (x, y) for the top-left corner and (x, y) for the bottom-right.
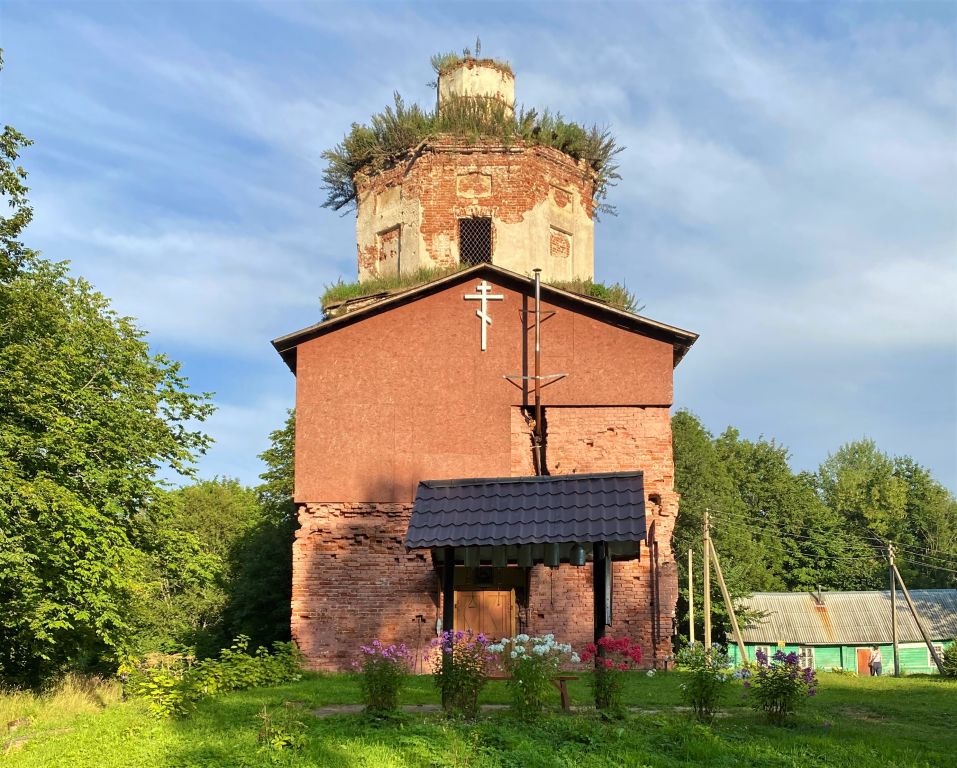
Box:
(869, 645), (883, 676)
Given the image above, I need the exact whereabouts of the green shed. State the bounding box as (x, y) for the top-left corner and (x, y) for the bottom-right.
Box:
(726, 589), (957, 675)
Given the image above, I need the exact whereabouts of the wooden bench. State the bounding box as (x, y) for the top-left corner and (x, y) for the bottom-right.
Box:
(487, 673), (579, 711)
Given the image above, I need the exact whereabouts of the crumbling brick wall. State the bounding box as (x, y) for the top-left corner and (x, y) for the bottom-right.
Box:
(355, 141), (595, 281)
(292, 405), (679, 672)
(513, 405), (679, 664)
(292, 503), (437, 673)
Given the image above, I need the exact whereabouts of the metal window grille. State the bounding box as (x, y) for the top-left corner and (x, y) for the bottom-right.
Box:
(459, 217), (492, 266)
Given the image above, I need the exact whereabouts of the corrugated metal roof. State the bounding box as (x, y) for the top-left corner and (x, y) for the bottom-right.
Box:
(405, 471), (646, 549)
(736, 590), (957, 645)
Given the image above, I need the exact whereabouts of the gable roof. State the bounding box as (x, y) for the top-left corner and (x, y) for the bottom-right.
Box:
(736, 590), (957, 645)
(271, 263), (698, 372)
(405, 471), (647, 549)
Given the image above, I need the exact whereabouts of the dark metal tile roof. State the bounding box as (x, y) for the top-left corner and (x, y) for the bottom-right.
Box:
(405, 471), (646, 549)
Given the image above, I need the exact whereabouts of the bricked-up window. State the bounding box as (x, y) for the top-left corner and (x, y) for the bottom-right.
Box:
(459, 217), (492, 266)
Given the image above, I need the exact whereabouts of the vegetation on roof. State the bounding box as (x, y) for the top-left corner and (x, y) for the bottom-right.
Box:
(320, 265), (465, 310)
(321, 51), (622, 218)
(430, 43), (513, 77)
(320, 267), (640, 316)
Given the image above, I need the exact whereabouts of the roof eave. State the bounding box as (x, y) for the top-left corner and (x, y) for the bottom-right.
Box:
(271, 263), (699, 372)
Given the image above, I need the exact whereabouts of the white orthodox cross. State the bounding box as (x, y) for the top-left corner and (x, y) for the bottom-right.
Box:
(464, 280), (504, 351)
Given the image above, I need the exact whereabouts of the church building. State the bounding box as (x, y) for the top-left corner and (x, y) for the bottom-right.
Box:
(272, 56), (698, 672)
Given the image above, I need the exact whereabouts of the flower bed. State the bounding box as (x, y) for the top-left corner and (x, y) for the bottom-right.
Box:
(355, 639), (412, 714)
(579, 636), (643, 715)
(486, 634), (579, 719)
(425, 630), (492, 718)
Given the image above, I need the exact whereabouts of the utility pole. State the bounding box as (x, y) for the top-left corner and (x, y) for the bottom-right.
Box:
(709, 538), (747, 662)
(889, 542), (900, 677)
(703, 508), (711, 649)
(892, 563), (945, 674)
(688, 548), (695, 645)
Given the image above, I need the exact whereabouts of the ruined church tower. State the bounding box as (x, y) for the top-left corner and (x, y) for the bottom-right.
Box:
(355, 58), (595, 282)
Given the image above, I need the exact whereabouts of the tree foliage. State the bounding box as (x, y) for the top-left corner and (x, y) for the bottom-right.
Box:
(222, 410), (297, 649)
(0, 72), (213, 685)
(672, 412), (957, 647)
(129, 478), (260, 657)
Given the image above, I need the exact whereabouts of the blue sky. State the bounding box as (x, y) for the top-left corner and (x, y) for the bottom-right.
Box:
(3, 1), (956, 490)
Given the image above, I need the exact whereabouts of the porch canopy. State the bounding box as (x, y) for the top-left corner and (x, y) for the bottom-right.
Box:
(406, 471), (647, 563)
(406, 471), (647, 645)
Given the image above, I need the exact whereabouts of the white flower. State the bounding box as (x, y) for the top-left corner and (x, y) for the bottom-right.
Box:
(570, 653), (580, 664)
(514, 645), (526, 655)
(561, 644), (572, 654)
(533, 645), (547, 655)
(544, 634), (555, 642)
(516, 634), (530, 643)
(510, 650), (518, 659)
(646, 669), (656, 677)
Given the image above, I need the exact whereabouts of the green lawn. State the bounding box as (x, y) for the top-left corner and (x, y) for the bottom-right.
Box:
(3, 672), (955, 767)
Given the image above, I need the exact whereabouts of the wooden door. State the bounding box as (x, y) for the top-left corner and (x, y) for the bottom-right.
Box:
(856, 648), (871, 675)
(455, 590), (515, 639)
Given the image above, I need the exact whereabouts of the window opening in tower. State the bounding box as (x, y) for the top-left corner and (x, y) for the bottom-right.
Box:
(458, 217), (492, 266)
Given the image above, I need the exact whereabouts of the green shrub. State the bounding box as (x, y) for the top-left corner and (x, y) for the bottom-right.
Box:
(675, 643), (734, 723)
(942, 641), (957, 677)
(427, 631), (490, 718)
(579, 637), (643, 716)
(487, 634), (578, 720)
(356, 640), (411, 714)
(123, 636), (302, 718)
(746, 648), (818, 725)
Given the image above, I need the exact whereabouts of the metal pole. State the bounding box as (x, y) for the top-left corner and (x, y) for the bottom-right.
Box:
(533, 269), (543, 475)
(703, 508), (711, 649)
(889, 543), (900, 677)
(893, 564), (945, 674)
(688, 548), (695, 645)
(593, 541), (608, 666)
(709, 539), (747, 662)
(441, 546), (455, 707)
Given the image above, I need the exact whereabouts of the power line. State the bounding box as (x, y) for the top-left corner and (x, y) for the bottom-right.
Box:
(709, 510), (878, 556)
(708, 519), (879, 570)
(709, 507), (957, 564)
(717, 511), (957, 566)
(886, 543), (957, 565)
(897, 556), (957, 577)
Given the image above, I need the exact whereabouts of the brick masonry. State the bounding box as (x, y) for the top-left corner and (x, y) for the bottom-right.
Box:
(292, 404), (679, 672)
(355, 141), (596, 282)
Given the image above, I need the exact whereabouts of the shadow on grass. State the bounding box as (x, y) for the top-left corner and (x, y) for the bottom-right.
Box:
(160, 671), (957, 768)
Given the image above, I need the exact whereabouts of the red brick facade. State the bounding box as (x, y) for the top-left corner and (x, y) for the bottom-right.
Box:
(291, 373), (681, 670)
